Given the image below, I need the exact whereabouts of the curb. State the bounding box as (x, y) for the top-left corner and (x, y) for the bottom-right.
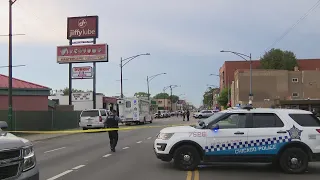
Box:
(29, 132), (84, 142)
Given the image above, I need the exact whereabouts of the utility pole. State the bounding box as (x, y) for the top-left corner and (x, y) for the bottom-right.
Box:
(147, 76), (149, 100)
(120, 57), (123, 98)
(170, 86), (173, 111)
(8, 0), (15, 130)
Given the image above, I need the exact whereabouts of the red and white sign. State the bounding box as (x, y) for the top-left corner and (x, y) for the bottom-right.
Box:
(72, 66), (93, 79)
(67, 16), (98, 39)
(57, 44), (108, 64)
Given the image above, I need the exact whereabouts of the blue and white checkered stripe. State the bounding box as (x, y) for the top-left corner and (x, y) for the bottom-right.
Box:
(204, 136), (291, 153)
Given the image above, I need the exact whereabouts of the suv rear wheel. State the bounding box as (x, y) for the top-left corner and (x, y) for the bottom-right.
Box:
(279, 147), (308, 174)
(173, 145), (200, 171)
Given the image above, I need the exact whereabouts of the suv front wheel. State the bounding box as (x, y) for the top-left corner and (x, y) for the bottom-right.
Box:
(279, 147), (309, 174)
(173, 145), (200, 171)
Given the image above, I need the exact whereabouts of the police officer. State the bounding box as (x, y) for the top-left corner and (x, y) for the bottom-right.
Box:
(106, 109), (120, 152)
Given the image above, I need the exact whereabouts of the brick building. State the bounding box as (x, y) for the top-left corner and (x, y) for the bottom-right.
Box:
(0, 74), (51, 111)
(231, 67), (320, 109)
(219, 59), (320, 89)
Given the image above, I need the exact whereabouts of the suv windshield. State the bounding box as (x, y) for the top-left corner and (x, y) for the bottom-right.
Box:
(81, 110), (99, 117)
(195, 112), (225, 128)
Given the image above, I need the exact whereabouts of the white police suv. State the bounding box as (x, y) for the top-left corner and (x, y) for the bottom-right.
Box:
(154, 106), (320, 174)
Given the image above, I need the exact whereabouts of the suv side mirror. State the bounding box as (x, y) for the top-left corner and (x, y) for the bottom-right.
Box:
(0, 121), (8, 130)
(211, 124), (219, 131)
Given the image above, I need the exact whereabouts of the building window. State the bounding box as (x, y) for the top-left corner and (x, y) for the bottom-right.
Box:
(126, 101), (131, 108)
(292, 78), (298, 83)
(292, 92), (299, 97)
(158, 100), (162, 104)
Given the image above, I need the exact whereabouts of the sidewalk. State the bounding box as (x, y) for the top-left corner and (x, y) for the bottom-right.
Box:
(18, 128), (82, 142)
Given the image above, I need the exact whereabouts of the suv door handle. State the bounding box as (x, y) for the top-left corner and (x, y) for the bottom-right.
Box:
(234, 131), (244, 135)
(277, 130), (287, 134)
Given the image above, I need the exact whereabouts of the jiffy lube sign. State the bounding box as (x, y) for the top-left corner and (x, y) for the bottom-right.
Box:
(67, 16), (99, 39)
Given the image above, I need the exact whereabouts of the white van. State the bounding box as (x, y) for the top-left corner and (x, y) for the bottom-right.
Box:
(79, 109), (108, 130)
(118, 97), (153, 125)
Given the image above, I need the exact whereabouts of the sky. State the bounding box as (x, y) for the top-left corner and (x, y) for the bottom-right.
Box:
(1, 0), (320, 107)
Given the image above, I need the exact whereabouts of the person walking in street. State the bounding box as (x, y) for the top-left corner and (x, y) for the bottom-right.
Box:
(182, 110), (185, 121)
(186, 110), (190, 121)
(106, 109), (120, 152)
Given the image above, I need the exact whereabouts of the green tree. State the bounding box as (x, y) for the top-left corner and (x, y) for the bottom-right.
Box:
(170, 95), (179, 103)
(260, 48), (298, 70)
(202, 87), (218, 108)
(61, 87), (85, 95)
(134, 92), (150, 97)
(153, 93), (169, 99)
(217, 88), (230, 107)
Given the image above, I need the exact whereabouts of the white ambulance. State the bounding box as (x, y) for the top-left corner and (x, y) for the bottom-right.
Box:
(117, 97), (153, 125)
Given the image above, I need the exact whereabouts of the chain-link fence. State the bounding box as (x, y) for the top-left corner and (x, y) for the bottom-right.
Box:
(0, 110), (81, 131)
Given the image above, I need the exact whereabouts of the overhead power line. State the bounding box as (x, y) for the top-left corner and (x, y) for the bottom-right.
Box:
(265, 0), (320, 51)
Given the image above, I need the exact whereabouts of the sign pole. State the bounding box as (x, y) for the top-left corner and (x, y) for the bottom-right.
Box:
(93, 38), (96, 109)
(68, 39), (73, 106)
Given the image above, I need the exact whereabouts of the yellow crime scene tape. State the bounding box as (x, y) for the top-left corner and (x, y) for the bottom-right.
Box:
(7, 123), (196, 134)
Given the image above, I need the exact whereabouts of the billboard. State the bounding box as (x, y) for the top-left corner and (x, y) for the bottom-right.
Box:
(67, 16), (98, 39)
(72, 92), (93, 102)
(57, 44), (108, 64)
(72, 66), (93, 79)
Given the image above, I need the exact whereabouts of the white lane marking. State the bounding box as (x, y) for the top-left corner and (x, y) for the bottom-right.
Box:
(72, 165), (85, 170)
(44, 147), (66, 154)
(122, 147), (130, 149)
(136, 141), (142, 144)
(47, 170), (73, 180)
(103, 154), (112, 158)
(147, 137), (152, 140)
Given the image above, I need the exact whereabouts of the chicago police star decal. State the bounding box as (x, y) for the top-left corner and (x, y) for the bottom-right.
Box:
(287, 125), (303, 140)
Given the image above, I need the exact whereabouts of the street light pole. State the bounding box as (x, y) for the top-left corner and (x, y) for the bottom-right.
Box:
(120, 53), (150, 98)
(168, 85), (179, 111)
(8, 0), (17, 130)
(146, 72), (166, 100)
(220, 50), (253, 105)
(210, 74), (230, 106)
(120, 57), (123, 98)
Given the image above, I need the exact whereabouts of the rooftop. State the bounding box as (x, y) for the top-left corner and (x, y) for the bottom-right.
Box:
(0, 74), (50, 90)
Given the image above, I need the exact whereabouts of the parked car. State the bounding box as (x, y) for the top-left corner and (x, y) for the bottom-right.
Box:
(194, 110), (215, 119)
(0, 121), (39, 180)
(79, 109), (108, 130)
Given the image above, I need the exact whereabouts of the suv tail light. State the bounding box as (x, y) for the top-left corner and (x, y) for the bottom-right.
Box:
(316, 129), (320, 133)
(99, 116), (102, 122)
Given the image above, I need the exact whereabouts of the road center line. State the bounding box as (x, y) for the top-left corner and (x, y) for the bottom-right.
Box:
(103, 154), (112, 158)
(122, 147), (129, 149)
(194, 170), (199, 180)
(47, 170), (73, 180)
(72, 165), (85, 170)
(186, 171), (192, 180)
(136, 141), (142, 143)
(44, 147), (66, 154)
(147, 137), (152, 140)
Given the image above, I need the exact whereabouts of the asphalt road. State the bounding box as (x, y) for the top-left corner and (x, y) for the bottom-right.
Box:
(31, 116), (320, 180)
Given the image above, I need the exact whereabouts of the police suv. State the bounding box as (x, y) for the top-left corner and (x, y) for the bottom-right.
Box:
(154, 105), (320, 174)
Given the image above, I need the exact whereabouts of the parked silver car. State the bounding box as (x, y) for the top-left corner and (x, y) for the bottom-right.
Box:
(194, 110), (215, 118)
(0, 121), (39, 180)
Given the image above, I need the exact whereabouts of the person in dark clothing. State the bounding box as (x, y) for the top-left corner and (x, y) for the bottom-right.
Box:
(182, 111), (185, 121)
(106, 109), (120, 152)
(186, 110), (190, 121)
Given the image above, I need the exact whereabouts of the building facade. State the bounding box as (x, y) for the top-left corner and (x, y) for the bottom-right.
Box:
(49, 93), (104, 111)
(231, 68), (320, 108)
(219, 59), (320, 89)
(156, 98), (177, 111)
(0, 74), (51, 111)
